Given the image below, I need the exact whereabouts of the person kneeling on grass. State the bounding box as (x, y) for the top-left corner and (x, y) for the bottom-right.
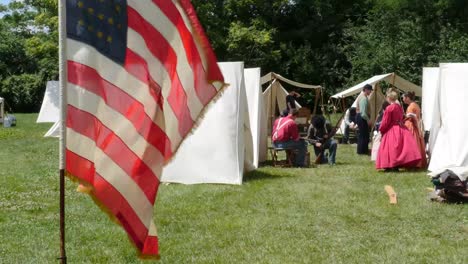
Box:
(271, 109), (308, 167)
(307, 115), (338, 165)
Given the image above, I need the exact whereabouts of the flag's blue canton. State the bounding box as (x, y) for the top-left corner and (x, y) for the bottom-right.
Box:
(67, 0), (128, 64)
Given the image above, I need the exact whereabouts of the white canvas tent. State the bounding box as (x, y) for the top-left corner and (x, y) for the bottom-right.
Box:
(244, 68), (268, 167)
(428, 63), (468, 172)
(161, 62), (267, 184)
(37, 81), (60, 123)
(332, 73), (422, 135)
(422, 68), (440, 133)
(37, 81), (61, 137)
(261, 72), (322, 132)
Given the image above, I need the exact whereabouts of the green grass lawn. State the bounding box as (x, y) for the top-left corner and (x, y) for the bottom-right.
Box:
(0, 114), (466, 263)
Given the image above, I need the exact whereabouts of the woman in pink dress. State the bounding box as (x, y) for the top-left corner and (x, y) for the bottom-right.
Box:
(376, 91), (422, 170)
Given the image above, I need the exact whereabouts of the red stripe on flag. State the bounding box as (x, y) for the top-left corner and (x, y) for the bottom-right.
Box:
(66, 150), (158, 256)
(127, 6), (194, 136)
(152, 0), (217, 105)
(178, 0), (224, 84)
(66, 150), (95, 184)
(67, 61), (172, 158)
(125, 49), (164, 109)
(67, 105), (160, 203)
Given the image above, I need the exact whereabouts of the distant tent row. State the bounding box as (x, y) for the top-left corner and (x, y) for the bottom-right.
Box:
(331, 73), (422, 135)
(39, 65), (468, 181)
(37, 64), (321, 185)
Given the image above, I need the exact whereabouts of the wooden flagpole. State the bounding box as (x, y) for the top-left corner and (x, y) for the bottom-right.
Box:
(58, 0), (67, 263)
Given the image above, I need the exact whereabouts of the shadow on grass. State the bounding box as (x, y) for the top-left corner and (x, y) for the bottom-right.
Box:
(243, 169), (289, 182)
(335, 161), (354, 166)
(375, 168), (429, 175)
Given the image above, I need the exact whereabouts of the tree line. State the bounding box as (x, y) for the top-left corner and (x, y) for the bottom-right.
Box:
(1, 0), (467, 112)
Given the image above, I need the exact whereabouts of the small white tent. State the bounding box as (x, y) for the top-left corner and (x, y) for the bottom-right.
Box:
(428, 63), (468, 172)
(331, 73), (422, 134)
(37, 81), (61, 137)
(37, 81), (60, 123)
(161, 62), (266, 184)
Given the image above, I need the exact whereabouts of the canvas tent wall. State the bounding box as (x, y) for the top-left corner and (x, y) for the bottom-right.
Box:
(422, 67), (440, 133)
(331, 73), (422, 135)
(261, 72), (322, 132)
(36, 81), (61, 137)
(245, 68), (268, 166)
(428, 63), (468, 172)
(161, 62), (266, 185)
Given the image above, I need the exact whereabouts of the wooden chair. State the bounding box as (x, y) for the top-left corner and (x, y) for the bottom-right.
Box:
(269, 146), (297, 167)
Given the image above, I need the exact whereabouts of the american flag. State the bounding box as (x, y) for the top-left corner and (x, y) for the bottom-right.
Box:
(64, 0), (225, 258)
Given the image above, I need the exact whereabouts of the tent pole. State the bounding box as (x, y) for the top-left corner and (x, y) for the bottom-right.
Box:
(270, 73), (276, 129)
(58, 0), (67, 263)
(370, 85), (378, 136)
(313, 88), (320, 116)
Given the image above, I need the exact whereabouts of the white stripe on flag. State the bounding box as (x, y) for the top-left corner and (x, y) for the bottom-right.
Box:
(173, 1), (209, 73)
(66, 39), (168, 135)
(149, 222), (158, 237)
(128, 0), (205, 119)
(127, 28), (187, 144)
(67, 83), (164, 175)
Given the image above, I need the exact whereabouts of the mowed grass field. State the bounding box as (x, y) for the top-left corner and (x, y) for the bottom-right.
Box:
(0, 114), (466, 263)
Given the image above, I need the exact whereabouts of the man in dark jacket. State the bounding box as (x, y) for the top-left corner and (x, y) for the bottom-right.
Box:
(307, 115), (338, 165)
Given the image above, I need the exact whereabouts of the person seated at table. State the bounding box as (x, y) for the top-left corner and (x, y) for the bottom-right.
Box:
(307, 115), (338, 165)
(271, 109), (308, 167)
(342, 107), (357, 144)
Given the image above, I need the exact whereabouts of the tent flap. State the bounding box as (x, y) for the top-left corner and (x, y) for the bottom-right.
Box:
(261, 72), (321, 89)
(422, 67), (440, 132)
(331, 73), (421, 99)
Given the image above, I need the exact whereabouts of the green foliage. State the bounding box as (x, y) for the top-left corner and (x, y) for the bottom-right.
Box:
(430, 27), (468, 63)
(0, 0), (58, 112)
(0, 21), (33, 77)
(226, 19), (280, 69)
(0, 73), (44, 112)
(1, 0), (468, 111)
(191, 0), (468, 98)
